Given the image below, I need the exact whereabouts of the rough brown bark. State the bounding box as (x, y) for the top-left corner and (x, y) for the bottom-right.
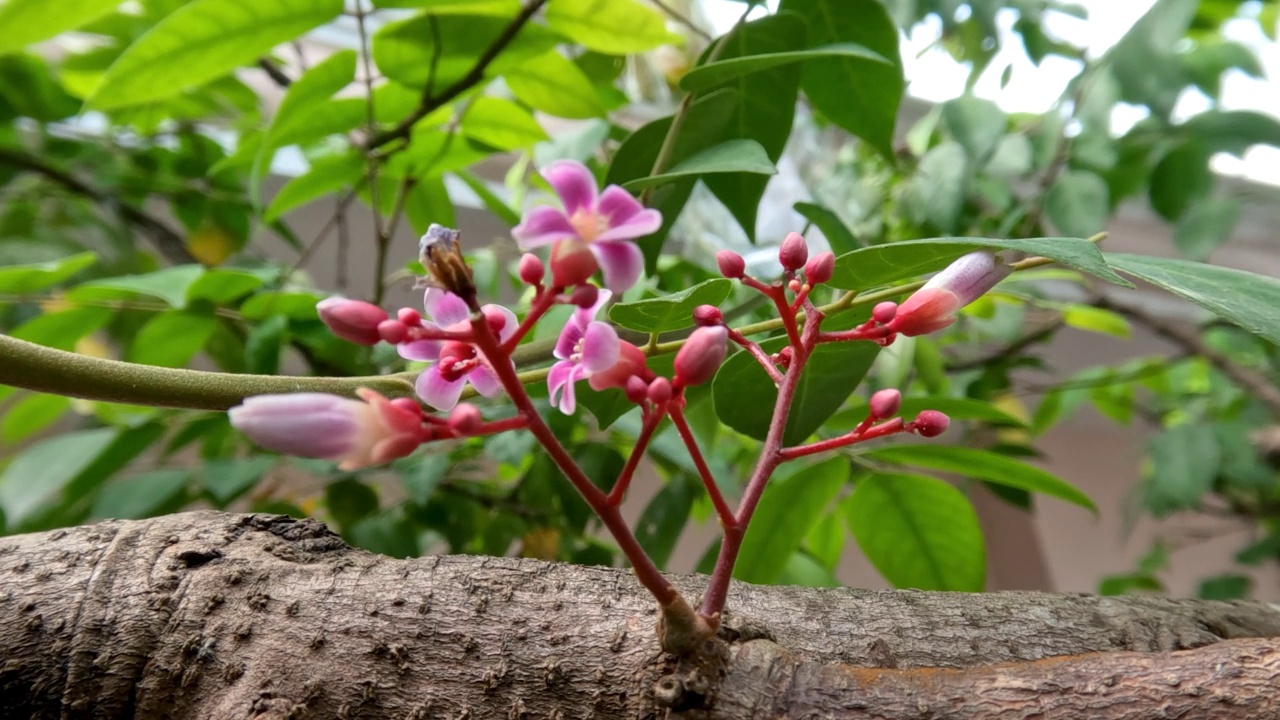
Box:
(2, 511), (1279, 719)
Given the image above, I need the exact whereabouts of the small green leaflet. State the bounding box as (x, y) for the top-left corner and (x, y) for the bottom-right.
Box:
(679, 44), (888, 93)
(608, 279), (732, 333)
(620, 139), (777, 191)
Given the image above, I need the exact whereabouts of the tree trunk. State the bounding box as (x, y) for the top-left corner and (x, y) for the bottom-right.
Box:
(2, 512), (1279, 719)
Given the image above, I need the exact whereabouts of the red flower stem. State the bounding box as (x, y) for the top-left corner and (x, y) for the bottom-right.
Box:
(818, 324), (893, 344)
(777, 418), (907, 460)
(501, 285), (563, 354)
(409, 327), (474, 342)
(727, 328), (782, 384)
(607, 406), (665, 506)
(741, 276), (803, 348)
(474, 416), (529, 435)
(668, 399), (736, 530)
(468, 314), (678, 605)
(698, 307), (825, 621)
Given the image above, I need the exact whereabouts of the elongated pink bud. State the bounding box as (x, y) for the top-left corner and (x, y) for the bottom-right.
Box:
(804, 250), (835, 285)
(317, 297), (389, 346)
(448, 403), (482, 436)
(692, 304), (722, 327)
(518, 253), (545, 286)
(888, 251), (1011, 336)
(716, 250), (745, 279)
(779, 232), (808, 271)
(673, 325), (728, 388)
(912, 410), (950, 437)
(872, 301), (898, 324)
(647, 377), (672, 405)
(869, 389), (902, 419)
(378, 319), (409, 344)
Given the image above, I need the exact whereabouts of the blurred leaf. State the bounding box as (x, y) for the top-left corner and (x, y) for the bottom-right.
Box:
(776, 551), (842, 587)
(127, 310), (218, 367)
(863, 445), (1096, 511)
(634, 475), (695, 568)
(10, 307), (112, 350)
(544, 0), (680, 54)
(1045, 169), (1109, 239)
(829, 236), (1129, 291)
(245, 314), (288, 374)
(0, 252), (97, 293)
(622, 139), (776, 191)
(803, 510), (845, 571)
(1106, 253), (1280, 345)
(0, 394), (70, 444)
(608, 278), (732, 333)
(404, 174), (456, 235)
(837, 397), (1026, 428)
(506, 50), (604, 119)
(201, 456), (276, 506)
(1062, 305), (1131, 338)
(71, 265), (205, 308)
(90, 469), (190, 520)
(779, 0), (903, 158)
(1198, 574), (1251, 600)
(1181, 109), (1280, 157)
(455, 170), (521, 226)
(0, 427), (116, 527)
(942, 94), (1006, 162)
(901, 141), (968, 232)
(1098, 573), (1164, 596)
(1214, 422), (1275, 489)
(681, 43), (887, 93)
(372, 12), (559, 89)
(326, 477), (380, 530)
(794, 201), (861, 254)
(371, 0), (518, 11)
(1174, 197), (1240, 261)
(89, 0), (344, 109)
(254, 50), (357, 190)
(238, 291), (323, 320)
(265, 151), (364, 221)
(847, 472), (985, 591)
(1149, 140), (1211, 221)
(1144, 424), (1221, 513)
(735, 457), (848, 584)
(0, 0), (121, 55)
(459, 97), (549, 150)
(348, 509), (419, 558)
(187, 268), (268, 305)
(399, 452), (449, 505)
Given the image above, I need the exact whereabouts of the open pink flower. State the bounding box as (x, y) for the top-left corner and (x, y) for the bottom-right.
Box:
(548, 289), (621, 414)
(229, 389), (423, 470)
(512, 160), (661, 293)
(398, 289), (517, 411)
(887, 251), (1011, 336)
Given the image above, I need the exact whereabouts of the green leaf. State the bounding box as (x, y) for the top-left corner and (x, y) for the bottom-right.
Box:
(680, 43), (887, 93)
(459, 97), (549, 150)
(326, 477), (380, 530)
(900, 141), (968, 232)
(71, 265), (205, 307)
(776, 551), (842, 587)
(186, 268), (269, 305)
(828, 236), (1130, 291)
(372, 12), (559, 90)
(89, 0), (344, 109)
(778, 0), (903, 158)
(1197, 574), (1251, 600)
(793, 202), (861, 254)
(1099, 573), (1164, 596)
(91, 469), (191, 520)
(0, 252), (96, 293)
(10, 307), (112, 350)
(847, 472), (985, 591)
(403, 174), (456, 235)
(254, 50), (357, 189)
(713, 316), (881, 444)
(1181, 110), (1280, 157)
(127, 310), (218, 368)
(1149, 140), (1211, 221)
(201, 456), (276, 506)
(1174, 197), (1240, 261)
(1062, 305), (1131, 338)
(371, 0), (519, 12)
(1106, 253), (1280, 345)
(0, 428), (117, 526)
(0, 0), (122, 55)
(265, 151), (365, 222)
(735, 457), (848, 584)
(620, 139), (777, 191)
(941, 94), (1006, 162)
(608, 278), (732, 333)
(0, 394), (70, 444)
(839, 397), (1026, 428)
(238, 291), (323, 320)
(635, 476), (695, 568)
(1045, 169), (1110, 239)
(455, 170), (521, 226)
(506, 50), (604, 119)
(863, 445), (1096, 511)
(1144, 424), (1221, 513)
(245, 314), (288, 374)
(544, 0), (681, 54)
(803, 510), (845, 571)
(694, 13), (806, 241)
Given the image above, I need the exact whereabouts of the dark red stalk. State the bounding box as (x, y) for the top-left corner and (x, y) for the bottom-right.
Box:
(668, 399), (736, 529)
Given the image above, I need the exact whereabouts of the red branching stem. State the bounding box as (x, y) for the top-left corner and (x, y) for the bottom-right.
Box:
(698, 307), (826, 621)
(608, 405), (665, 506)
(727, 328), (783, 384)
(500, 286), (563, 354)
(474, 416), (529, 435)
(741, 276), (803, 349)
(778, 417), (907, 460)
(818, 323), (894, 344)
(408, 326), (473, 342)
(468, 314), (678, 605)
(668, 398), (736, 530)
(790, 284), (812, 312)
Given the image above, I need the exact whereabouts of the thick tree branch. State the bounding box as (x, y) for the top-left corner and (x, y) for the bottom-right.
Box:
(0, 146), (198, 265)
(3, 511), (1279, 719)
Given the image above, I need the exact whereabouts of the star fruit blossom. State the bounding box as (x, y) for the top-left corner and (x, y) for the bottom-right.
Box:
(398, 288), (517, 411)
(547, 290), (621, 414)
(512, 160), (661, 293)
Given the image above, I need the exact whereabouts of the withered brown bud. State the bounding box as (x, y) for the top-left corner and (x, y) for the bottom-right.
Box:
(419, 224), (477, 306)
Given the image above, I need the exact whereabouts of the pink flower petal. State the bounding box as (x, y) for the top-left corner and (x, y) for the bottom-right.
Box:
(543, 160), (598, 216)
(589, 240), (644, 293)
(416, 366), (465, 411)
(581, 321), (620, 374)
(554, 320), (584, 361)
(424, 289), (471, 327)
(397, 338), (442, 362)
(595, 186), (645, 224)
(573, 288), (612, 327)
(483, 303), (520, 344)
(513, 206), (577, 248)
(467, 365), (502, 397)
(548, 360), (583, 415)
(594, 208), (662, 243)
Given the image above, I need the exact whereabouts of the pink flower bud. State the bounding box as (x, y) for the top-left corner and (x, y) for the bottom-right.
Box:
(550, 238), (598, 288)
(804, 251), (835, 285)
(625, 376), (649, 403)
(589, 341), (648, 392)
(869, 389), (902, 419)
(398, 307), (421, 326)
(378, 319), (409, 345)
(673, 325), (728, 388)
(518, 253), (545, 286)
(647, 377), (672, 405)
(570, 284), (600, 309)
(778, 231), (808, 272)
(692, 304), (722, 327)
(716, 250), (745, 279)
(912, 410), (950, 438)
(872, 301), (898, 325)
(448, 403), (482, 436)
(483, 307), (508, 334)
(229, 389), (423, 470)
(317, 297), (388, 346)
(888, 251), (1011, 337)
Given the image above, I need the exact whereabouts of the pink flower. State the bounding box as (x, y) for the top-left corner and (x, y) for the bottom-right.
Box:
(229, 389), (423, 470)
(548, 289), (622, 414)
(673, 325), (728, 388)
(512, 160), (661, 293)
(887, 251), (1012, 336)
(316, 297), (388, 346)
(398, 289), (517, 411)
